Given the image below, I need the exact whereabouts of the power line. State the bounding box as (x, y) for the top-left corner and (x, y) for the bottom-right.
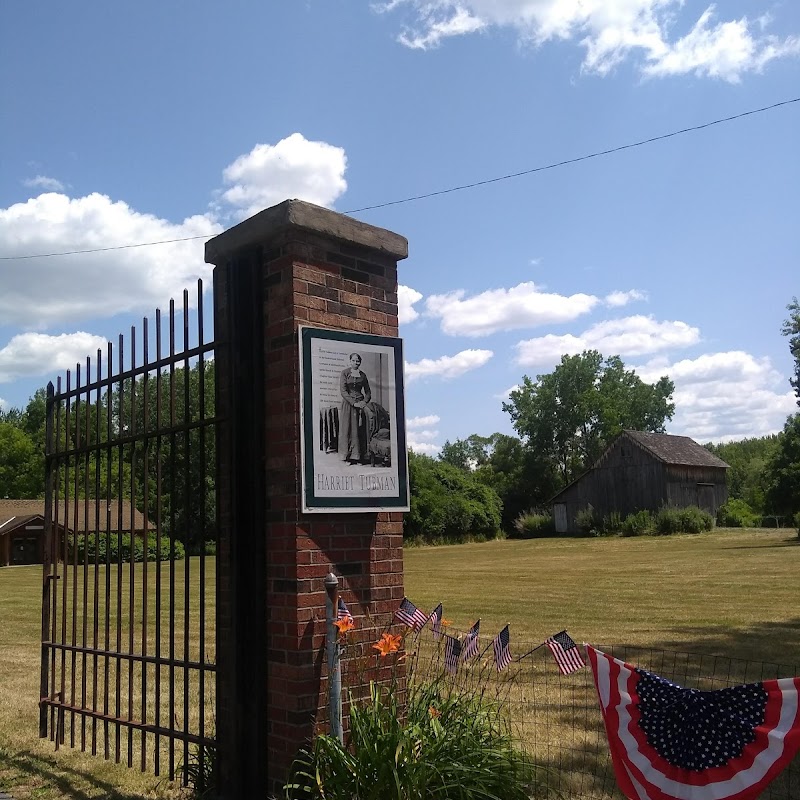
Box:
(2, 96), (797, 262)
(1, 234), (213, 260)
(343, 96), (800, 213)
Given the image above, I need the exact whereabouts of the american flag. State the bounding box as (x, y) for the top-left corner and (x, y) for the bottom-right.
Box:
(444, 634), (462, 675)
(546, 631), (585, 675)
(462, 619), (480, 661)
(492, 625), (512, 672)
(587, 645), (800, 800)
(337, 597), (353, 623)
(427, 602), (443, 640)
(394, 597), (427, 631)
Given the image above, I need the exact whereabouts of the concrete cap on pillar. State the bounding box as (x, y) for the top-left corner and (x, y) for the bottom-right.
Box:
(204, 198), (408, 266)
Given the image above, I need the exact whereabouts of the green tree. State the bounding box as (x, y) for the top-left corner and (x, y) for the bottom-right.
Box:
(406, 451), (502, 543)
(0, 423), (41, 498)
(438, 434), (493, 471)
(704, 435), (779, 514)
(504, 351), (674, 484)
(473, 433), (561, 530)
(781, 297), (800, 404)
(764, 414), (800, 517)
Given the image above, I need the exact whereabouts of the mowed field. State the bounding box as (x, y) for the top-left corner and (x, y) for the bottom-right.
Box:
(405, 528), (800, 668)
(0, 528), (798, 798)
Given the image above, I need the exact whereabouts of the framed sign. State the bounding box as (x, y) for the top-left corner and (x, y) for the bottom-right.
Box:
(299, 326), (410, 513)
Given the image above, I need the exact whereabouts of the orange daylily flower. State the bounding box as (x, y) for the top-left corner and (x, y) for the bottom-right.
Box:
(440, 618), (451, 628)
(372, 632), (402, 656)
(428, 706), (441, 719)
(334, 617), (355, 635)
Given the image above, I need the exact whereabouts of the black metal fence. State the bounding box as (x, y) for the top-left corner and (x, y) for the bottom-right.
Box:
(39, 280), (216, 789)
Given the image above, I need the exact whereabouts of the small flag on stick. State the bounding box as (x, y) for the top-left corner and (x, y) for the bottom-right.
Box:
(462, 619), (480, 661)
(427, 603), (443, 640)
(493, 625), (512, 672)
(444, 634), (462, 675)
(394, 597), (427, 631)
(337, 597), (353, 623)
(546, 630), (585, 675)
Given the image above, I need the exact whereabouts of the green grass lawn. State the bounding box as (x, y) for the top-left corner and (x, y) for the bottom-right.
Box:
(405, 527), (800, 668)
(1, 529), (798, 798)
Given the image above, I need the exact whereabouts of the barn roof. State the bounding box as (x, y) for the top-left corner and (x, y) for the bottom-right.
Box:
(550, 430), (729, 504)
(0, 499), (154, 533)
(619, 431), (729, 468)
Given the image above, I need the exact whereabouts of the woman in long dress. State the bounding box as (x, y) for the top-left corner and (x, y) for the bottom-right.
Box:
(339, 352), (375, 464)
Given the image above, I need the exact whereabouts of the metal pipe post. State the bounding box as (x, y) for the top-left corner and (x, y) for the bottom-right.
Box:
(324, 572), (343, 744)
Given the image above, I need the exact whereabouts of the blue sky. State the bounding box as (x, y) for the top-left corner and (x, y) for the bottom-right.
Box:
(1, 1), (798, 453)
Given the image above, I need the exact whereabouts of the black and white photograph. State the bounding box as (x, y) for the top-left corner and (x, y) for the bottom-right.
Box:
(299, 326), (409, 512)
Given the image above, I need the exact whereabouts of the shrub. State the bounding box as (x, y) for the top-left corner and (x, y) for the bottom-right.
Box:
(406, 453), (503, 543)
(601, 511), (624, 535)
(284, 678), (540, 800)
(654, 507), (682, 535)
(575, 505), (598, 535)
(677, 506), (714, 534)
(621, 510), (653, 537)
(511, 510), (555, 539)
(69, 531), (184, 563)
(717, 499), (759, 528)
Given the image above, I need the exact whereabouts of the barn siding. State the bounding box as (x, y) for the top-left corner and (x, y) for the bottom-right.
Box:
(551, 434), (728, 532)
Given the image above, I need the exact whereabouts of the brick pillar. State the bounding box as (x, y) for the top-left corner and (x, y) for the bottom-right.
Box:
(206, 200), (408, 796)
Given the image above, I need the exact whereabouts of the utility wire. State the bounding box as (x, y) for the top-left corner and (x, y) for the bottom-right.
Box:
(2, 96), (797, 262)
(343, 96), (799, 213)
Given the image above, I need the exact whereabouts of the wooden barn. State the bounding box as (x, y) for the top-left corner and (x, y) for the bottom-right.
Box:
(551, 430), (730, 534)
(0, 499), (153, 566)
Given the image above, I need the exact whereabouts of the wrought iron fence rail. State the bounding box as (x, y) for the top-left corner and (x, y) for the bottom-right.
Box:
(40, 280), (216, 787)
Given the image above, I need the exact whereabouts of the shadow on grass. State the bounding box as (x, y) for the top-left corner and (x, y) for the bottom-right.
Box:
(724, 535), (800, 550)
(0, 745), (164, 800)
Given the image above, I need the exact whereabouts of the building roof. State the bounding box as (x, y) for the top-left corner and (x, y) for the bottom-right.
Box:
(550, 430), (729, 504)
(619, 431), (730, 469)
(0, 499), (154, 533)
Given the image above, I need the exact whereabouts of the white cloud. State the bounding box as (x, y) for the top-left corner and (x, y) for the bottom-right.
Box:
(23, 175), (65, 192)
(642, 9), (800, 82)
(382, 1), (800, 81)
(398, 6), (486, 49)
(634, 351), (796, 441)
(0, 332), (109, 383)
(219, 133), (347, 219)
(405, 349), (493, 382)
(515, 314), (699, 366)
(495, 384), (519, 400)
(399, 285), (423, 324)
(408, 414), (441, 427)
(0, 192), (221, 327)
(407, 439), (441, 456)
(605, 289), (647, 307)
(1, 133), (353, 328)
(426, 281), (599, 337)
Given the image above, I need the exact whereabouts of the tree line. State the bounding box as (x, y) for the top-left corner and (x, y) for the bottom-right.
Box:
(409, 299), (800, 541)
(0, 363), (215, 554)
(2, 299), (799, 544)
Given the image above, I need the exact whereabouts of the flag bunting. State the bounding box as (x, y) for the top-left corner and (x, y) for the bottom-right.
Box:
(587, 645), (800, 800)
